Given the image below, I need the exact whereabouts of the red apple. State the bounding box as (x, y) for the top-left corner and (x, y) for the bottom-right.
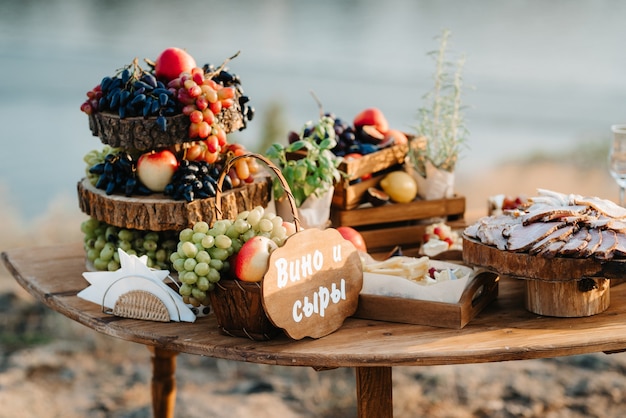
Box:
(137, 149), (179, 192)
(336, 226), (367, 253)
(353, 108), (389, 134)
(154, 47), (197, 81)
(234, 236), (278, 282)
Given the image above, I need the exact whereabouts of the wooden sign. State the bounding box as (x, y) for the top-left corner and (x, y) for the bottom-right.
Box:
(262, 228), (363, 340)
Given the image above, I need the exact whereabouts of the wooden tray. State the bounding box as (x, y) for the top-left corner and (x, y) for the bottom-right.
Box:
(353, 271), (499, 329)
(331, 196), (466, 253)
(333, 142), (410, 210)
(77, 175), (271, 231)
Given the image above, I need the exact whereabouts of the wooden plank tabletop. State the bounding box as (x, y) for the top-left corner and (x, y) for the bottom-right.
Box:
(4, 243), (626, 369)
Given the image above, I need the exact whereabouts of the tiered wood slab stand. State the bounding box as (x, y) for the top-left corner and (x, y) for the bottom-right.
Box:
(80, 108), (270, 263)
(463, 237), (626, 317)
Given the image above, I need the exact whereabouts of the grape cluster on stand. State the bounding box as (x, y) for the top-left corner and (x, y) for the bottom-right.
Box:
(81, 217), (178, 272)
(171, 206), (292, 307)
(80, 58), (177, 129)
(163, 160), (225, 202)
(89, 151), (152, 196)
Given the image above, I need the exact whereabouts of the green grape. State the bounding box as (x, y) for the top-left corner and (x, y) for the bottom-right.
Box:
(191, 288), (206, 302)
(246, 208), (262, 228)
(208, 246), (229, 261)
(215, 234), (232, 249)
(193, 221), (209, 234)
(119, 240), (132, 252)
(208, 258), (223, 271)
(201, 235), (215, 249)
(144, 232), (159, 242)
(81, 218), (100, 234)
(118, 229), (134, 242)
(262, 211), (276, 221)
(108, 260), (120, 271)
(225, 224), (240, 239)
(143, 239), (158, 252)
(196, 276), (210, 291)
(230, 238), (242, 253)
(183, 257), (197, 272)
(258, 218), (273, 233)
(181, 271), (198, 285)
(181, 241), (198, 258)
(241, 228), (256, 242)
(155, 248), (167, 262)
(86, 248), (99, 262)
(236, 210), (250, 220)
(179, 283), (193, 296)
(271, 225), (287, 240)
(194, 262), (210, 277)
(234, 218), (251, 234)
(208, 220), (229, 236)
(93, 258), (108, 271)
(195, 250), (211, 264)
(94, 236), (106, 251)
(179, 228), (194, 242)
(173, 258), (185, 272)
(207, 267), (221, 283)
(192, 232), (207, 244)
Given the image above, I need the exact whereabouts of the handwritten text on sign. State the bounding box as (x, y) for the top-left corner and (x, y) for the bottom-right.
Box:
(262, 228), (363, 340)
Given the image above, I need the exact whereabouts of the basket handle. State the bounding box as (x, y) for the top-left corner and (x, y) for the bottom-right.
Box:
(215, 152), (302, 232)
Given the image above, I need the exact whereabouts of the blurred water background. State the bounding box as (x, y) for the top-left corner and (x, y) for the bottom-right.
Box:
(1, 0), (625, 225)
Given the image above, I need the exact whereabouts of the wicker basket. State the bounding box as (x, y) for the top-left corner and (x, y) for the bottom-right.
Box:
(208, 153), (302, 340)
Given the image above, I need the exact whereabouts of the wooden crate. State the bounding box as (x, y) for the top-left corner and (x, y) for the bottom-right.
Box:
(331, 196), (466, 253)
(333, 142), (410, 210)
(353, 270), (499, 329)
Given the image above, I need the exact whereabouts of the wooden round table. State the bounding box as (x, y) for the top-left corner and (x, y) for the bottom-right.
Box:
(4, 243), (626, 417)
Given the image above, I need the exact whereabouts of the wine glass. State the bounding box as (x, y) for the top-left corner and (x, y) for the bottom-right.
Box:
(609, 124), (626, 207)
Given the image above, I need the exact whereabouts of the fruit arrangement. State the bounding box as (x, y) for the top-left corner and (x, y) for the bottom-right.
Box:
(80, 47), (260, 201)
(172, 206), (297, 307)
(288, 107), (408, 158)
(78, 48), (273, 273)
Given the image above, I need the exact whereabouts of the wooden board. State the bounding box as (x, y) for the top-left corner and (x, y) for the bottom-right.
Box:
(77, 175), (271, 231)
(354, 271), (499, 329)
(462, 237), (626, 282)
(263, 228), (363, 340)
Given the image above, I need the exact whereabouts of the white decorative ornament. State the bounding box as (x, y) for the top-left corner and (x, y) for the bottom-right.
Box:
(78, 249), (196, 322)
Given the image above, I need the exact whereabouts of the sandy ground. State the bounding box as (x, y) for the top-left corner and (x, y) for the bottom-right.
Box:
(1, 161), (626, 418)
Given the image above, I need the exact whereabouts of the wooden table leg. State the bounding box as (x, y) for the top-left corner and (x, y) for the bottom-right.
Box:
(149, 347), (178, 418)
(355, 366), (393, 418)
